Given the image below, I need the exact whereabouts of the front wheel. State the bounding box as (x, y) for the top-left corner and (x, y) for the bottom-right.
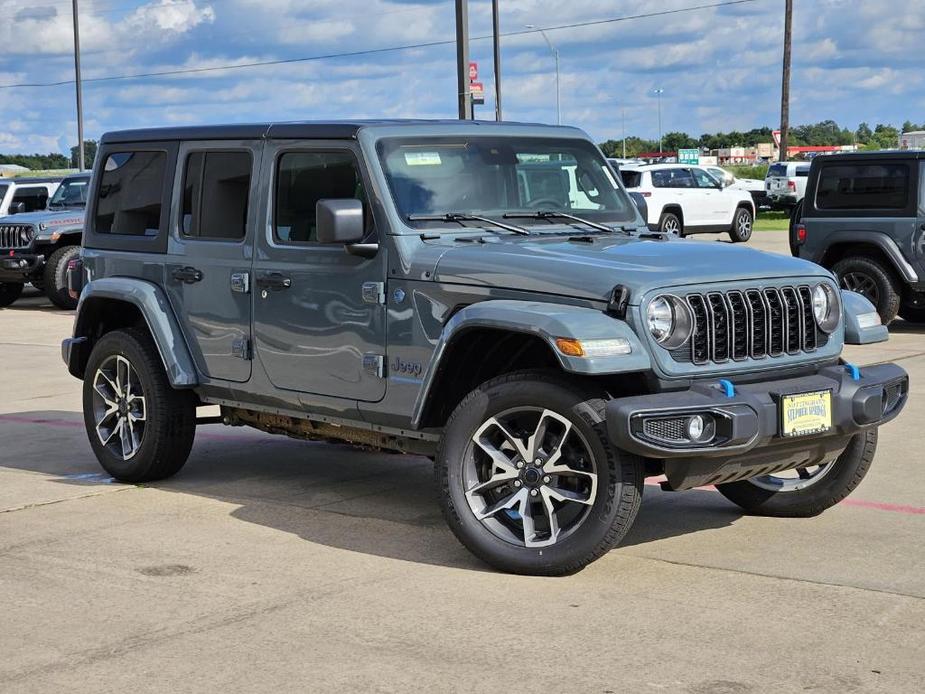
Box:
(0, 282), (24, 308)
(715, 430), (877, 517)
(44, 245), (80, 309)
(728, 207), (753, 243)
(436, 371), (644, 575)
(83, 328), (197, 483)
(658, 211), (683, 236)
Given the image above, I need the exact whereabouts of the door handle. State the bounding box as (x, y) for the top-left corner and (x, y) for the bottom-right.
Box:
(172, 266), (203, 284)
(256, 272), (292, 291)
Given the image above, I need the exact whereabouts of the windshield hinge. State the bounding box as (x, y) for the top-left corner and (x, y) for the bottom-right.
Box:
(362, 281), (386, 305)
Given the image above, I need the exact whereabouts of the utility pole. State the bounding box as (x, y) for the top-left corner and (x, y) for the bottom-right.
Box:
(654, 88), (664, 155)
(779, 0), (792, 162)
(622, 107), (626, 158)
(491, 0), (502, 121)
(72, 0), (85, 170)
(525, 25), (560, 125)
(455, 0), (472, 120)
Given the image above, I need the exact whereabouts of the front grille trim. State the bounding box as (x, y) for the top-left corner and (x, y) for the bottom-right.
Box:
(0, 223), (35, 249)
(675, 284), (827, 367)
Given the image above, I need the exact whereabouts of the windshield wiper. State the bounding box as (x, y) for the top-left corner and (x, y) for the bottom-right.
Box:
(408, 212), (529, 236)
(504, 211), (629, 235)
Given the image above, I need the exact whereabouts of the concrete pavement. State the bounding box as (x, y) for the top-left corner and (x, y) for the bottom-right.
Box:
(1, 233), (923, 693)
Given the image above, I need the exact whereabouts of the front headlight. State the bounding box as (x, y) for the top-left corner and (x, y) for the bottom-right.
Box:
(812, 283), (840, 333)
(646, 295), (693, 349)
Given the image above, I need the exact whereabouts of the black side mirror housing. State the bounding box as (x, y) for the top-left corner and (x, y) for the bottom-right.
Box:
(316, 199), (364, 245)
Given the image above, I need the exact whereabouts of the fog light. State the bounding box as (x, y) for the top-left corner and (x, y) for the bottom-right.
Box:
(687, 415), (705, 440)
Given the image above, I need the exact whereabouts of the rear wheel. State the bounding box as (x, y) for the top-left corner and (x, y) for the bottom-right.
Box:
(83, 328), (196, 483)
(44, 245), (80, 309)
(728, 207), (753, 242)
(436, 371), (644, 575)
(832, 256), (901, 325)
(0, 282), (23, 308)
(658, 211), (683, 236)
(716, 430), (877, 517)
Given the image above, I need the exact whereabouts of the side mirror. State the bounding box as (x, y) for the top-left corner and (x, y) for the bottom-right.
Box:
(316, 199), (364, 244)
(8, 201), (25, 215)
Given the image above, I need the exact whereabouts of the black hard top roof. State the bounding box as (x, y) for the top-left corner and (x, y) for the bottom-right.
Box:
(99, 119), (566, 144)
(1, 176), (64, 184)
(816, 149), (925, 162)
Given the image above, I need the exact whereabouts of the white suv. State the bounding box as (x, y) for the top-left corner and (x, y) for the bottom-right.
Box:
(619, 164), (756, 242)
(0, 177), (61, 217)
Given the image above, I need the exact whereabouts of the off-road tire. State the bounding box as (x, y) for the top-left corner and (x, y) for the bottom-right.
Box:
(728, 206), (753, 243)
(435, 370), (644, 576)
(658, 211), (683, 236)
(0, 282), (23, 308)
(715, 430), (877, 517)
(43, 245), (80, 309)
(83, 328), (196, 483)
(788, 200), (804, 256)
(832, 256), (901, 325)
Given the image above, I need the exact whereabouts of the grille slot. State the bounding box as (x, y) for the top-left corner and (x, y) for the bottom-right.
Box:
(678, 285), (824, 366)
(0, 224), (35, 249)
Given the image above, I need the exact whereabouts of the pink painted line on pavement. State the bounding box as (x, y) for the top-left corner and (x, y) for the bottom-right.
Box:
(2, 414), (924, 516)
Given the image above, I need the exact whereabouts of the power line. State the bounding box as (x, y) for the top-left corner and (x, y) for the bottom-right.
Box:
(0, 0), (763, 90)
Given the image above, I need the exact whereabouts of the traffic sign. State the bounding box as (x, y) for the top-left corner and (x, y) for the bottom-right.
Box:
(468, 62), (478, 81)
(679, 148), (699, 164)
(470, 81), (485, 105)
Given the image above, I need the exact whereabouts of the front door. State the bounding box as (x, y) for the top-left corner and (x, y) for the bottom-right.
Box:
(692, 167), (733, 225)
(252, 143), (387, 402)
(165, 141), (260, 383)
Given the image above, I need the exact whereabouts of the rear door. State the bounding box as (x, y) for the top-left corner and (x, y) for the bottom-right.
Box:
(164, 141), (260, 383)
(251, 141), (387, 402)
(766, 162), (789, 197)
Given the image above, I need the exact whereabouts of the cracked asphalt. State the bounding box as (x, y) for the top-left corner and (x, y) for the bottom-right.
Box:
(1, 232), (923, 693)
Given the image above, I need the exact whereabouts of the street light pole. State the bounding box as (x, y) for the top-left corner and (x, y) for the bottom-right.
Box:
(491, 0), (502, 121)
(622, 107), (626, 158)
(455, 0), (472, 120)
(526, 25), (560, 125)
(71, 0), (85, 171)
(654, 88), (664, 155)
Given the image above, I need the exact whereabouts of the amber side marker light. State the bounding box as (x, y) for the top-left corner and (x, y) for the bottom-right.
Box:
(554, 337), (632, 358)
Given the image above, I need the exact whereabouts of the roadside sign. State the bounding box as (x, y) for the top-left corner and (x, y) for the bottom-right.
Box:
(679, 148), (699, 164)
(468, 62), (478, 81)
(772, 129), (781, 146)
(470, 81), (485, 105)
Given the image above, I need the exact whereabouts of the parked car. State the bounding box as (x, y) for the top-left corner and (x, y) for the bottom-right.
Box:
(0, 177), (61, 217)
(620, 163), (756, 241)
(766, 161), (810, 209)
(704, 166), (769, 209)
(62, 120), (906, 576)
(790, 150), (925, 325)
(0, 172), (91, 308)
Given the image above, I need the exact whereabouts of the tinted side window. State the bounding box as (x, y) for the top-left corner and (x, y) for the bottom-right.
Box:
(816, 163), (910, 210)
(620, 170), (641, 188)
(13, 186), (49, 212)
(920, 162), (925, 215)
(274, 151), (366, 244)
(95, 151), (166, 236)
(767, 163), (787, 177)
(182, 151), (251, 240)
(692, 168), (718, 188)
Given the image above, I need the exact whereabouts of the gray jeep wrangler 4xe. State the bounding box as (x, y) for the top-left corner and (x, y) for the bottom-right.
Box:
(0, 172), (91, 309)
(62, 121), (908, 575)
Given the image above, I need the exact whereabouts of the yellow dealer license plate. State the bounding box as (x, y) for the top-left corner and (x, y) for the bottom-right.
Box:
(781, 390), (832, 437)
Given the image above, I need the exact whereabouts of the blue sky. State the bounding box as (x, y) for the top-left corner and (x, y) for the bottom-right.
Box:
(1, 0), (923, 155)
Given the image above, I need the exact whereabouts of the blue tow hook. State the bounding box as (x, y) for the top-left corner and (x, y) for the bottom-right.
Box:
(718, 379), (736, 398)
(845, 363), (861, 381)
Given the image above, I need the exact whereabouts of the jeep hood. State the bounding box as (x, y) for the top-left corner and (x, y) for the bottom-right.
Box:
(431, 235), (831, 304)
(0, 208), (85, 226)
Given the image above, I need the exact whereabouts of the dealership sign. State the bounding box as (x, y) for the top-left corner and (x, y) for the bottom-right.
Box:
(679, 148), (699, 164)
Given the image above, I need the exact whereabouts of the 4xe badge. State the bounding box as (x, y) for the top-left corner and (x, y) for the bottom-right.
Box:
(390, 356), (422, 378)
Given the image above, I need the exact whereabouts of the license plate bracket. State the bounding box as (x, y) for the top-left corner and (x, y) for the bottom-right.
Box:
(780, 390), (833, 438)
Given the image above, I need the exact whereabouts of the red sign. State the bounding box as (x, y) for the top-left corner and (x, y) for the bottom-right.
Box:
(772, 129), (782, 147)
(468, 62), (478, 81)
(470, 81), (485, 105)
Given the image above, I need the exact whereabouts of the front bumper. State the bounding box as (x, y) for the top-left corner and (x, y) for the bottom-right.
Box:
(606, 362), (908, 490)
(0, 252), (43, 281)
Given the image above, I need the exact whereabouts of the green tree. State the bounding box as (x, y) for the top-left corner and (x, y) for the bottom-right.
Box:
(855, 122), (872, 144)
(662, 131), (697, 152)
(70, 140), (98, 169)
(862, 123), (900, 150)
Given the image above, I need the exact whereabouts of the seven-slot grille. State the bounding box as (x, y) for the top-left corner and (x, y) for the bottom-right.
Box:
(0, 223), (35, 249)
(672, 285), (826, 365)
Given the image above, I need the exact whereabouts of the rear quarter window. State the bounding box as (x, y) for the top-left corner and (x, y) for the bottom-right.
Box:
(95, 151), (167, 236)
(815, 162), (910, 211)
(620, 170), (641, 188)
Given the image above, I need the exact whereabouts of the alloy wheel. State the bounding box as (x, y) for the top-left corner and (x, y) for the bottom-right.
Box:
(748, 462), (835, 492)
(840, 271), (879, 305)
(737, 212), (752, 239)
(463, 407), (598, 548)
(91, 355), (147, 461)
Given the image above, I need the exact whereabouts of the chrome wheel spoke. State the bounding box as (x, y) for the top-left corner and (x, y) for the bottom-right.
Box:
(96, 410), (121, 445)
(526, 409), (571, 464)
(91, 354), (146, 461)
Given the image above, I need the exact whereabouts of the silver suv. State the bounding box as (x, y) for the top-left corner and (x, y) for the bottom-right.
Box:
(766, 161), (810, 209)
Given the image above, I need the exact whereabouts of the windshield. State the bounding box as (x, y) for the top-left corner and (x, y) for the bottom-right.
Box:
(377, 136), (639, 227)
(49, 177), (89, 207)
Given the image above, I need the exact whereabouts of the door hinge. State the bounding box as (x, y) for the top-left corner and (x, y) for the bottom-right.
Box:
(362, 281), (386, 305)
(230, 271), (250, 294)
(363, 353), (384, 378)
(232, 336), (252, 360)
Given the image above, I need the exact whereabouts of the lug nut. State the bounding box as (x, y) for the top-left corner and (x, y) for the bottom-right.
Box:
(514, 480), (522, 488)
(543, 476), (550, 484)
(530, 489), (539, 497)
(516, 461), (525, 469)
(534, 458), (542, 465)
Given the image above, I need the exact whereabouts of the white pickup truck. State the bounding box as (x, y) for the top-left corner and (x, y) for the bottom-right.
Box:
(765, 161), (810, 209)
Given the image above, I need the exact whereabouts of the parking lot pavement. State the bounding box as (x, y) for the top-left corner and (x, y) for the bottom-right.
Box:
(2, 240), (924, 693)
